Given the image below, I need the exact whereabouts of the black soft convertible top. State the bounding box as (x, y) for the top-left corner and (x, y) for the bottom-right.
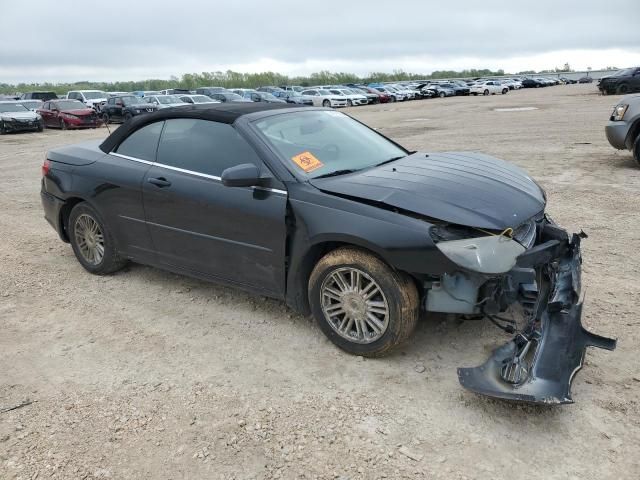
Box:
(99, 102), (303, 153)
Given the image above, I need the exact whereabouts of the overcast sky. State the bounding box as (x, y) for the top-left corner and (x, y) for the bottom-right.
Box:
(1, 1), (639, 84)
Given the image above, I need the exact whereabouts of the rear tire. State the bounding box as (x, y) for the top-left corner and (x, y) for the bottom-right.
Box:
(618, 84), (629, 94)
(68, 202), (127, 275)
(483, 89), (490, 96)
(439, 92), (445, 98)
(308, 247), (419, 357)
(124, 112), (133, 122)
(390, 96), (396, 103)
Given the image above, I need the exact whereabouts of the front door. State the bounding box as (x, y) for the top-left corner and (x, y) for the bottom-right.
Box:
(142, 118), (288, 297)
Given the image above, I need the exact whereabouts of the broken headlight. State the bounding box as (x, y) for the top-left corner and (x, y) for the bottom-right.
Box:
(434, 235), (525, 274)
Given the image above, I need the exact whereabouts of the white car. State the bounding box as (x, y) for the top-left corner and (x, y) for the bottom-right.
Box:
(67, 90), (108, 109)
(179, 94), (221, 104)
(388, 84), (416, 99)
(329, 88), (368, 106)
(371, 85), (406, 102)
(470, 81), (509, 96)
(300, 89), (348, 108)
(143, 95), (190, 109)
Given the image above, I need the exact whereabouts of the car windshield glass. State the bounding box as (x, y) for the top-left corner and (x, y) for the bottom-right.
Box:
(225, 93), (243, 100)
(254, 110), (407, 179)
(318, 90), (332, 95)
(613, 68), (634, 76)
(56, 100), (85, 110)
(19, 101), (40, 108)
(122, 96), (143, 106)
(82, 91), (105, 99)
(261, 93), (279, 101)
(158, 95), (182, 104)
(0, 103), (29, 112)
(191, 95), (212, 103)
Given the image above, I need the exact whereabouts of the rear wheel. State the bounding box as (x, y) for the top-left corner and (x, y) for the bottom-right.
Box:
(68, 202), (127, 275)
(618, 84), (629, 94)
(483, 89), (490, 96)
(124, 112), (133, 122)
(439, 92), (446, 98)
(308, 247), (419, 357)
(390, 96), (396, 103)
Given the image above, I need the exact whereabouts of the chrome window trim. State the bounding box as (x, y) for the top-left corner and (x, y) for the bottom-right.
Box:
(108, 152), (287, 195)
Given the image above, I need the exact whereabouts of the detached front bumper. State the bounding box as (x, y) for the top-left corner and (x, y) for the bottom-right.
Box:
(457, 224), (616, 404)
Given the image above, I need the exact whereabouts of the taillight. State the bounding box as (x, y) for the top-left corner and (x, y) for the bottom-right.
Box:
(42, 158), (51, 177)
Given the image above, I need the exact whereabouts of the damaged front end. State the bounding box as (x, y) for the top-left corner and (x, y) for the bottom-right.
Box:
(427, 217), (616, 405)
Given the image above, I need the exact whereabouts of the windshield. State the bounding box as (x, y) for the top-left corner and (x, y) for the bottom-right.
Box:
(318, 89), (332, 95)
(82, 91), (106, 99)
(191, 95), (213, 103)
(122, 96), (144, 106)
(19, 101), (41, 109)
(55, 100), (85, 110)
(157, 95), (182, 104)
(253, 110), (407, 179)
(0, 103), (29, 113)
(260, 93), (279, 101)
(225, 93), (243, 100)
(612, 68), (635, 77)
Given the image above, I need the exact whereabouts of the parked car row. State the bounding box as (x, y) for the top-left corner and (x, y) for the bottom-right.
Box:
(0, 74), (582, 134)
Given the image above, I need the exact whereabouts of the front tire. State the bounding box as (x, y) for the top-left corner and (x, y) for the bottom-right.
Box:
(68, 202), (127, 275)
(308, 247), (419, 357)
(322, 100), (331, 108)
(347, 99), (353, 107)
(59, 119), (67, 130)
(618, 84), (629, 94)
(124, 112), (133, 122)
(439, 92), (445, 98)
(102, 113), (110, 124)
(502, 88), (508, 94)
(483, 89), (490, 96)
(633, 134), (640, 167)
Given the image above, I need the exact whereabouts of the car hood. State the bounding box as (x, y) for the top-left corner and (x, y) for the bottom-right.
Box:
(310, 152), (545, 230)
(0, 111), (38, 120)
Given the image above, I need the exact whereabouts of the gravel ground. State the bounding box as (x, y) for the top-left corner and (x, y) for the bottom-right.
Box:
(1, 84), (638, 480)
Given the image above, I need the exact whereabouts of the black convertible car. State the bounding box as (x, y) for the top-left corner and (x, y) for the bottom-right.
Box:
(40, 103), (615, 404)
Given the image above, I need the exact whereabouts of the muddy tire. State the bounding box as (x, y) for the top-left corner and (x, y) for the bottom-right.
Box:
(68, 202), (127, 275)
(633, 134), (640, 167)
(308, 247), (419, 357)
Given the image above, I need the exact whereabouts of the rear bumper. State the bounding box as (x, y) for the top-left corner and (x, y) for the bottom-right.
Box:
(41, 189), (67, 242)
(458, 225), (616, 404)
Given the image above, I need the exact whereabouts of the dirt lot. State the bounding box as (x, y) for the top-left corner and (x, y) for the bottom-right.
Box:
(1, 84), (639, 480)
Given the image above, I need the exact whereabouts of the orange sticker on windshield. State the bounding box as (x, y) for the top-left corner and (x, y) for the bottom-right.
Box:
(292, 151), (324, 173)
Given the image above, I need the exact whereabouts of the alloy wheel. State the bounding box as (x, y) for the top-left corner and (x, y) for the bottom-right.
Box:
(320, 267), (389, 344)
(74, 213), (105, 266)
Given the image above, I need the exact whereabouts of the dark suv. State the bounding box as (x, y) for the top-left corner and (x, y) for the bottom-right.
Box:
(101, 95), (158, 123)
(598, 67), (640, 95)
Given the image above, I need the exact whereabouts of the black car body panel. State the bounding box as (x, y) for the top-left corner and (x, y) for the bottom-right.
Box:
(40, 104), (615, 405)
(310, 152), (545, 230)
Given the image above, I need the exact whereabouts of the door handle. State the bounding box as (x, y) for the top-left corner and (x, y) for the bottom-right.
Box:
(148, 177), (171, 187)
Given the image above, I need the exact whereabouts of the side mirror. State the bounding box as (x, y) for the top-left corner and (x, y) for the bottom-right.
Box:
(221, 163), (261, 188)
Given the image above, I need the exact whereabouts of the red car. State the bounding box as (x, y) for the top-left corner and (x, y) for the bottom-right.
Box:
(37, 99), (101, 129)
(361, 86), (391, 103)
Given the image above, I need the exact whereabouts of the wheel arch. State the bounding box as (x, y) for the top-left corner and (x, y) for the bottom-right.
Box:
(58, 196), (89, 242)
(285, 237), (420, 316)
(624, 116), (640, 150)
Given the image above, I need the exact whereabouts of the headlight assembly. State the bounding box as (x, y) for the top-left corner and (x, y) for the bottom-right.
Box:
(435, 234), (525, 274)
(611, 104), (628, 121)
